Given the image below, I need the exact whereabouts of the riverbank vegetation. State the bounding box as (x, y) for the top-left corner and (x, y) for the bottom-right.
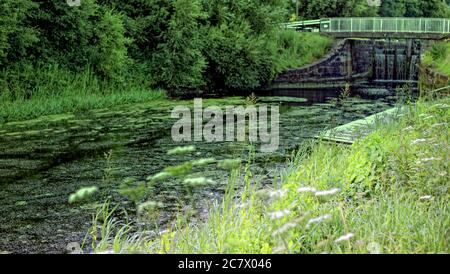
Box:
(287, 0), (450, 20)
(3, 1), (449, 122)
(423, 41), (450, 77)
(0, 0), (333, 123)
(91, 94), (449, 254)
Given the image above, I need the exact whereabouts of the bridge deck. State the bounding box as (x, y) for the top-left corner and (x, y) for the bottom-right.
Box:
(316, 107), (401, 144)
(284, 17), (450, 39)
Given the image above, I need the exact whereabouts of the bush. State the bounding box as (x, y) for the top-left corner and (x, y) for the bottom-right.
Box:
(275, 30), (332, 70)
(0, 0), (38, 67)
(154, 0), (207, 90)
(423, 41), (450, 77)
(89, 10), (132, 82)
(204, 22), (279, 90)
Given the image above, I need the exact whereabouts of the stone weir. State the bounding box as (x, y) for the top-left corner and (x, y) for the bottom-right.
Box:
(267, 38), (423, 102)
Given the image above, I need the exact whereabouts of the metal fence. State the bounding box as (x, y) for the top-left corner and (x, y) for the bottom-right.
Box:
(320, 18), (450, 34)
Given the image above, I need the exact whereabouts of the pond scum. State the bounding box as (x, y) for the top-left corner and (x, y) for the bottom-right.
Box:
(73, 93), (449, 254)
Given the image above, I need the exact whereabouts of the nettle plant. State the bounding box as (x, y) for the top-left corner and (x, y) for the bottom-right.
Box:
(117, 145), (241, 217)
(67, 145), (240, 213)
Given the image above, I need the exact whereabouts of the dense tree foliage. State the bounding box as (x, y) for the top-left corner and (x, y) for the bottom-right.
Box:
(379, 0), (450, 18)
(289, 0), (450, 20)
(200, 0), (287, 91)
(155, 0), (206, 90)
(0, 0), (38, 67)
(1, 0), (449, 96)
(289, 0), (377, 20)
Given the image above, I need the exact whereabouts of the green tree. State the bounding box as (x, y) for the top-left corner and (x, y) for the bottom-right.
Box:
(155, 0), (206, 90)
(0, 0), (38, 67)
(379, 0), (407, 17)
(89, 10), (132, 82)
(25, 0), (132, 80)
(98, 0), (172, 62)
(379, 0), (450, 17)
(200, 0), (284, 91)
(204, 22), (278, 90)
(420, 0), (450, 17)
(290, 0), (377, 20)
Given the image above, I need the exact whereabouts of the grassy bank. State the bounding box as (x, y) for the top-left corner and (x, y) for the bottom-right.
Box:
(0, 66), (165, 123)
(276, 31), (332, 70)
(0, 32), (331, 123)
(95, 96), (449, 254)
(423, 41), (450, 77)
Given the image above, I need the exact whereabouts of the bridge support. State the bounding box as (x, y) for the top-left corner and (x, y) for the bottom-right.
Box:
(270, 38), (423, 100)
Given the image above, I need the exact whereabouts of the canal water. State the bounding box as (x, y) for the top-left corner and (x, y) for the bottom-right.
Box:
(0, 95), (395, 253)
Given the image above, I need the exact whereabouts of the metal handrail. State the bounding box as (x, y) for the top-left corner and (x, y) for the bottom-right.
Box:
(285, 18), (450, 34)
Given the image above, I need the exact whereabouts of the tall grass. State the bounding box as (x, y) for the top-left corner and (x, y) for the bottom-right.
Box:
(0, 65), (166, 123)
(422, 41), (450, 77)
(276, 31), (333, 71)
(90, 95), (449, 254)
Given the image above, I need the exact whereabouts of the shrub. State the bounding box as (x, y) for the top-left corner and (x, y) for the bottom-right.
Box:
(0, 0), (38, 67)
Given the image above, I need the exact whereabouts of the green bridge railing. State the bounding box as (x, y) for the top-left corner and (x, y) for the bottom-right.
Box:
(284, 17), (450, 34)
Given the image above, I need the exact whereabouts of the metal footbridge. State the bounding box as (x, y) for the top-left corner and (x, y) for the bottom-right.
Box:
(283, 17), (450, 39)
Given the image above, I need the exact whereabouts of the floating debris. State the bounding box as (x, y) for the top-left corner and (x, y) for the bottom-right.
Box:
(66, 242), (83, 254)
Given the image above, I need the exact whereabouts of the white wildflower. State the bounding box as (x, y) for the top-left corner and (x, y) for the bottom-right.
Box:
(297, 187), (317, 193)
(367, 242), (382, 254)
(237, 201), (251, 209)
(159, 229), (170, 236)
(422, 157), (442, 162)
(416, 157), (442, 165)
(419, 195), (433, 201)
(410, 139), (427, 145)
(272, 246), (286, 254)
(431, 123), (447, 129)
(268, 209), (291, 220)
(272, 222), (298, 236)
(315, 188), (340, 197)
(95, 250), (115, 254)
(402, 126), (414, 132)
(335, 233), (355, 243)
(432, 103), (449, 109)
(306, 214), (332, 228)
(269, 189), (289, 199)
